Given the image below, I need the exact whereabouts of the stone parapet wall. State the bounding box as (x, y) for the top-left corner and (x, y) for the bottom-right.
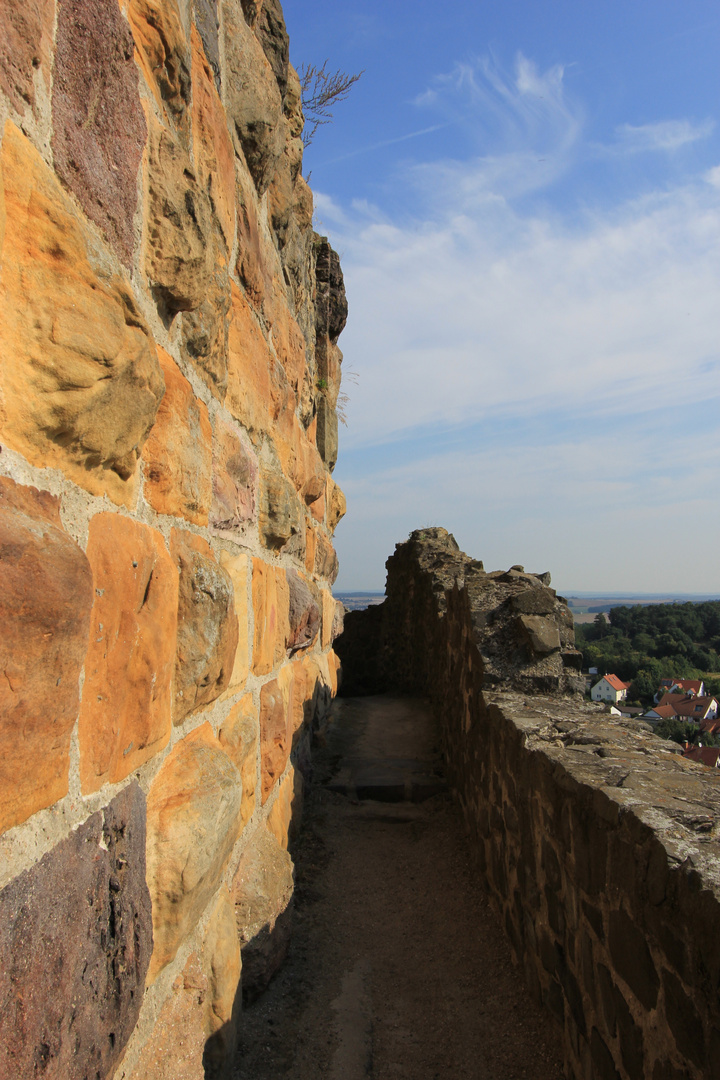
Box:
(0, 1), (345, 1076)
(342, 529), (720, 1080)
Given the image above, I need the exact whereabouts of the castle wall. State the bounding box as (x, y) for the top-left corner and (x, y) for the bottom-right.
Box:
(348, 529), (720, 1080)
(0, 2), (346, 1076)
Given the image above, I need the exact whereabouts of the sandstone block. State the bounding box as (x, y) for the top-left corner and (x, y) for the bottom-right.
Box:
(231, 825), (294, 1000)
(191, 23), (235, 250)
(126, 951), (208, 1080)
(287, 570), (320, 654)
(259, 460), (302, 550)
(252, 559), (290, 675)
(52, 0), (147, 267)
(267, 766), (303, 850)
(328, 649), (341, 696)
(202, 886), (242, 1078)
(171, 528), (238, 724)
(78, 514), (178, 793)
(126, 0), (191, 132)
(260, 669), (293, 803)
(321, 588), (336, 650)
(316, 393), (338, 472)
(217, 551), (251, 694)
(181, 254), (232, 400)
(0, 122), (165, 505)
(226, 283), (294, 446)
(143, 348), (213, 525)
(327, 478), (347, 535)
(314, 529), (339, 584)
(219, 693), (258, 829)
(305, 523), (317, 574)
(194, 0), (221, 91)
(235, 174), (272, 308)
(518, 614), (561, 655)
(211, 417), (258, 536)
(0, 478), (93, 834)
(144, 110), (214, 316)
(0, 0), (54, 113)
(146, 724), (243, 981)
(221, 0), (284, 194)
(0, 784), (152, 1079)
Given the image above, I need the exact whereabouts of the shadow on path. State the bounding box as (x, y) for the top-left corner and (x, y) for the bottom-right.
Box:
(234, 695), (564, 1080)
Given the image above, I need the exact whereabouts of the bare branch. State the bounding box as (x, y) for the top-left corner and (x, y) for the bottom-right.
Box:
(298, 60), (364, 148)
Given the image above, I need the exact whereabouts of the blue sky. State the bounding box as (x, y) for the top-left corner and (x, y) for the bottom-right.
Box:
(282, 1), (720, 594)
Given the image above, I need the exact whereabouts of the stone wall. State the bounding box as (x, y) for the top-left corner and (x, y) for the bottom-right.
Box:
(339, 530), (720, 1080)
(0, 2), (345, 1076)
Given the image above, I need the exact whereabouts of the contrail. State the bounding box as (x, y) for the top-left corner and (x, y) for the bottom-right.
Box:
(319, 124), (449, 166)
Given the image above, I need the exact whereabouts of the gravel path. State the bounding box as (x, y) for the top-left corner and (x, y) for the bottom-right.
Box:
(234, 697), (565, 1080)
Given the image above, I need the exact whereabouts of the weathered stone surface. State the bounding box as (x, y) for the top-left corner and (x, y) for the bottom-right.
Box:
(126, 0), (191, 132)
(191, 23), (235, 249)
(143, 348), (213, 525)
(315, 236), (348, 346)
(210, 417), (258, 535)
(0, 122), (165, 506)
(260, 668), (293, 802)
(252, 0), (289, 99)
(221, 0), (284, 194)
(219, 693), (258, 830)
(319, 587), (335, 651)
(231, 824), (294, 999)
(314, 529), (340, 584)
(251, 558), (290, 675)
(52, 0), (147, 267)
(146, 723), (243, 981)
(518, 614), (562, 655)
(0, 784), (152, 1079)
(267, 766), (302, 850)
(144, 111), (214, 316)
(181, 255), (232, 399)
(0, 478), (93, 834)
(217, 551), (251, 695)
(226, 283), (294, 444)
(127, 885), (240, 1080)
(287, 570), (320, 654)
(171, 528), (238, 724)
(259, 460), (302, 550)
(202, 886), (242, 1078)
(608, 909), (659, 1011)
(235, 174), (272, 309)
(0, 0), (54, 113)
(316, 393), (338, 472)
(78, 514), (178, 793)
(327, 478), (347, 534)
(193, 0), (221, 91)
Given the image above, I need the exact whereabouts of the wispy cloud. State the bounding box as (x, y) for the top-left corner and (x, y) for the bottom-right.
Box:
(318, 124), (449, 167)
(614, 118), (714, 153)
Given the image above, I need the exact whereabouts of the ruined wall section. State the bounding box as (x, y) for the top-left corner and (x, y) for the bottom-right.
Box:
(347, 530), (720, 1080)
(0, 1), (346, 1076)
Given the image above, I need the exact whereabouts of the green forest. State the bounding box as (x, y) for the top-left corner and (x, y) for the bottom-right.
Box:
(575, 600), (720, 706)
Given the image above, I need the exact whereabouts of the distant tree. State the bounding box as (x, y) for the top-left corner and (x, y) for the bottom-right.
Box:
(628, 670), (657, 706)
(299, 61), (364, 148)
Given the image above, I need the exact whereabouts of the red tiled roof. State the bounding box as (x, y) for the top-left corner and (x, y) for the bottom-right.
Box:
(651, 704), (679, 720)
(603, 674), (630, 691)
(683, 746), (720, 768)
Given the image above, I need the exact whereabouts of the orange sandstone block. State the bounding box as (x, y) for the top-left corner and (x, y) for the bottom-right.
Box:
(143, 348), (213, 525)
(0, 479), (93, 835)
(218, 551), (251, 695)
(259, 668), (293, 803)
(0, 0), (54, 113)
(78, 514), (178, 794)
(210, 417), (257, 536)
(170, 528), (238, 724)
(125, 0), (190, 132)
(191, 23), (236, 251)
(0, 121), (164, 506)
(267, 767), (303, 851)
(304, 524), (317, 575)
(321, 589), (336, 650)
(328, 649), (341, 696)
(251, 559), (290, 675)
(219, 692), (258, 830)
(145, 723), (242, 982)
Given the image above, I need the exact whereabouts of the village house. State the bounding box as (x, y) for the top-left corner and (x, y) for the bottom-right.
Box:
(645, 693), (719, 724)
(590, 674), (631, 704)
(654, 678), (705, 703)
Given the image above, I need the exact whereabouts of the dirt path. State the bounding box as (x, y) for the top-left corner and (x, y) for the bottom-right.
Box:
(234, 696), (565, 1080)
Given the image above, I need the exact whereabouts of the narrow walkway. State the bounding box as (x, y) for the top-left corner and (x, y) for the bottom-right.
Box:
(235, 696), (564, 1080)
